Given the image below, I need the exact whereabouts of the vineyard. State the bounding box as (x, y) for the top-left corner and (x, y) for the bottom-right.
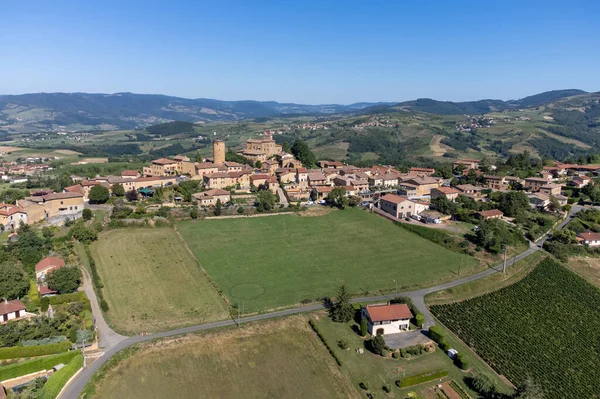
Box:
(431, 258), (600, 399)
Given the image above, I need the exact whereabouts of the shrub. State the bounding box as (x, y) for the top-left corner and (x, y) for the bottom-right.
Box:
(368, 335), (386, 356)
(0, 351), (77, 381)
(337, 338), (349, 350)
(40, 296), (49, 312)
(82, 208), (92, 221)
(415, 313), (425, 328)
(0, 342), (71, 360)
(359, 381), (369, 390)
(360, 317), (368, 337)
(382, 384), (391, 393)
(237, 206), (244, 214)
(455, 353), (469, 370)
(47, 267), (82, 294)
(429, 326), (446, 343)
(39, 353), (83, 399)
(392, 351), (399, 359)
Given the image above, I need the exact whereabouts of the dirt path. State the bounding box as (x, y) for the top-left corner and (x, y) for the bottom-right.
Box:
(429, 135), (449, 156)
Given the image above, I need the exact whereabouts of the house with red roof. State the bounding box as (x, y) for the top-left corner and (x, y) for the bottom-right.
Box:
(35, 257), (65, 281)
(379, 194), (427, 219)
(361, 303), (413, 336)
(0, 299), (26, 323)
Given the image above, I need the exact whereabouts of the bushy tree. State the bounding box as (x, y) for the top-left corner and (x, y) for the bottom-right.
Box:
(256, 190), (276, 212)
(70, 223), (98, 243)
(47, 267), (82, 294)
(0, 262), (29, 300)
(329, 285), (354, 323)
(82, 208), (93, 221)
(551, 228), (577, 244)
(89, 185), (109, 204)
(190, 206), (199, 219)
(471, 373), (497, 396)
(9, 223), (45, 272)
(497, 191), (529, 218)
(111, 183), (125, 197)
(369, 334), (386, 356)
(214, 199), (223, 216)
(125, 189), (138, 202)
(327, 187), (348, 209)
(514, 377), (545, 399)
(430, 196), (456, 215)
(291, 139), (317, 168)
(360, 317), (368, 337)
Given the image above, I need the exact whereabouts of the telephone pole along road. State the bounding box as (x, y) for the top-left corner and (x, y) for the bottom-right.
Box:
(58, 205), (581, 399)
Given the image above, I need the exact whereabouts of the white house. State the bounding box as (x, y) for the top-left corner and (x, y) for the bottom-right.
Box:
(361, 303), (413, 336)
(0, 299), (26, 323)
(577, 231), (600, 247)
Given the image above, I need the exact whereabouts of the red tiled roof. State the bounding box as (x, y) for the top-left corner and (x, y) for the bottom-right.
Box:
(314, 186), (333, 193)
(0, 299), (25, 315)
(64, 184), (84, 195)
(477, 209), (504, 218)
(203, 188), (231, 196)
(151, 158), (177, 165)
(43, 192), (83, 201)
(121, 170), (139, 176)
(250, 174), (270, 181)
(38, 286), (56, 295)
(365, 303), (412, 322)
(35, 257), (65, 273)
(578, 231), (600, 241)
(434, 187), (460, 194)
(380, 194), (409, 204)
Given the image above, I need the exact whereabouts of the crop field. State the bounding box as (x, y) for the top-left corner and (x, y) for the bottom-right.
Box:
(90, 228), (229, 334)
(177, 208), (478, 312)
(85, 316), (358, 399)
(431, 258), (600, 398)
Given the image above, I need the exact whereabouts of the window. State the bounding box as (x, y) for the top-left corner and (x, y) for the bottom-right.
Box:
(60, 201), (63, 205)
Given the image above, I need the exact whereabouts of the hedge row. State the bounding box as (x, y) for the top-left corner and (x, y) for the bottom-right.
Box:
(398, 369), (448, 388)
(84, 245), (109, 311)
(454, 353), (469, 370)
(0, 342), (72, 360)
(395, 222), (467, 254)
(308, 320), (343, 366)
(39, 353), (83, 399)
(49, 291), (91, 310)
(0, 351), (77, 381)
(428, 326), (446, 343)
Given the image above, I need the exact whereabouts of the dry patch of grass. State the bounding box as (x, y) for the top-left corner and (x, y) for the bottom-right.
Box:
(567, 257), (600, 287)
(90, 316), (358, 399)
(299, 206), (332, 217)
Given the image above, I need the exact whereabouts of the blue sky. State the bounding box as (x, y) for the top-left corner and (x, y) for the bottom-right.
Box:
(1, 0), (598, 104)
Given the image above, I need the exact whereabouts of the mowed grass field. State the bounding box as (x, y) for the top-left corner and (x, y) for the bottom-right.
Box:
(177, 209), (478, 312)
(90, 228), (229, 334)
(86, 316), (358, 399)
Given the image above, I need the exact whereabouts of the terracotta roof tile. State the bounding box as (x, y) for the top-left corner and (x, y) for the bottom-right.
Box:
(365, 303), (412, 322)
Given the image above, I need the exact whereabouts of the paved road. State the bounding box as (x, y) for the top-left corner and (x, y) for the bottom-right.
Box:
(59, 206), (582, 399)
(277, 187), (289, 207)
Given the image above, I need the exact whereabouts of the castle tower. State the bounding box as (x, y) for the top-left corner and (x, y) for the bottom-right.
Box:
(213, 139), (225, 166)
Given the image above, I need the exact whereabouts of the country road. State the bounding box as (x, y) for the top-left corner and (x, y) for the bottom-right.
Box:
(59, 205), (581, 399)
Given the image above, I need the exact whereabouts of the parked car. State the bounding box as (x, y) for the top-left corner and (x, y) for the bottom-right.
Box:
(405, 217), (411, 222)
(410, 214), (421, 221)
(318, 199), (327, 205)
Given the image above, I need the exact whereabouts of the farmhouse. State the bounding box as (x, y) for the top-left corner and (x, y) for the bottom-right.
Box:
(577, 231), (600, 247)
(0, 300), (26, 323)
(17, 192), (84, 225)
(456, 184), (483, 197)
(319, 160), (343, 169)
(307, 172), (328, 187)
(35, 256), (65, 281)
(539, 183), (562, 196)
(431, 186), (461, 201)
(524, 177), (549, 192)
(569, 175), (591, 189)
(192, 189), (231, 207)
(477, 209), (504, 220)
(484, 175), (509, 191)
(361, 303), (413, 336)
(0, 203), (27, 230)
(398, 176), (441, 197)
(379, 194), (425, 218)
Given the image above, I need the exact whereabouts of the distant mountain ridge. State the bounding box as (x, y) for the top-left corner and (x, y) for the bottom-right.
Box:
(0, 89), (590, 133)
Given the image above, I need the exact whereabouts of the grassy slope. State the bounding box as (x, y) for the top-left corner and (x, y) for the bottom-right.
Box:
(89, 316), (359, 399)
(177, 209), (478, 312)
(90, 227), (229, 334)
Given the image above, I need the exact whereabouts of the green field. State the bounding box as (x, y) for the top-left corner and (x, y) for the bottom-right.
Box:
(90, 228), (229, 334)
(85, 316), (358, 399)
(177, 209), (478, 312)
(431, 258), (600, 399)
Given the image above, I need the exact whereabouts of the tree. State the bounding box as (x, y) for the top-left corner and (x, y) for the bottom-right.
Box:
(0, 262), (28, 300)
(214, 199), (223, 216)
(497, 191), (529, 218)
(195, 150), (203, 163)
(89, 185), (109, 204)
(112, 183), (125, 197)
(327, 187), (348, 209)
(47, 266), (82, 294)
(255, 160), (262, 169)
(291, 139), (316, 168)
(360, 317), (368, 337)
(125, 189), (138, 202)
(548, 196), (561, 213)
(82, 208), (93, 221)
(368, 334), (386, 356)
(10, 223), (45, 272)
(256, 190), (276, 212)
(190, 206), (199, 219)
(76, 329), (93, 345)
(70, 223), (97, 243)
(472, 373), (496, 396)
(552, 228), (576, 244)
(430, 196), (456, 215)
(329, 285), (354, 323)
(514, 377), (545, 399)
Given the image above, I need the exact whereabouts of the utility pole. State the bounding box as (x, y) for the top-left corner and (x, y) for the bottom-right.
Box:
(82, 335), (87, 368)
(394, 280), (397, 297)
(502, 245), (508, 273)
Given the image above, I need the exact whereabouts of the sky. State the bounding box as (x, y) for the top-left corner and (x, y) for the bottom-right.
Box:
(1, 0), (599, 104)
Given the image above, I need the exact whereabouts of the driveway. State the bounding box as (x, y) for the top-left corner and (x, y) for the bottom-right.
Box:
(383, 330), (431, 349)
(277, 187), (289, 207)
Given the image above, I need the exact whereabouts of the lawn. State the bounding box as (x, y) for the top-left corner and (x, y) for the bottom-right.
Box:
(177, 208), (478, 312)
(84, 316), (359, 399)
(90, 228), (229, 334)
(431, 258), (600, 399)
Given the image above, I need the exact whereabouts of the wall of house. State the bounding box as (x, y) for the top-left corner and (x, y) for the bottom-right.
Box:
(44, 197), (84, 219)
(19, 202), (45, 223)
(380, 200), (399, 218)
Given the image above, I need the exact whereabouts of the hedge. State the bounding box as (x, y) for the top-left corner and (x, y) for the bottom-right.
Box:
(84, 245), (109, 311)
(308, 320), (343, 366)
(428, 326), (446, 343)
(0, 342), (72, 360)
(398, 369), (448, 387)
(49, 292), (91, 310)
(0, 351), (77, 381)
(396, 222), (467, 254)
(455, 353), (469, 370)
(39, 353), (83, 399)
